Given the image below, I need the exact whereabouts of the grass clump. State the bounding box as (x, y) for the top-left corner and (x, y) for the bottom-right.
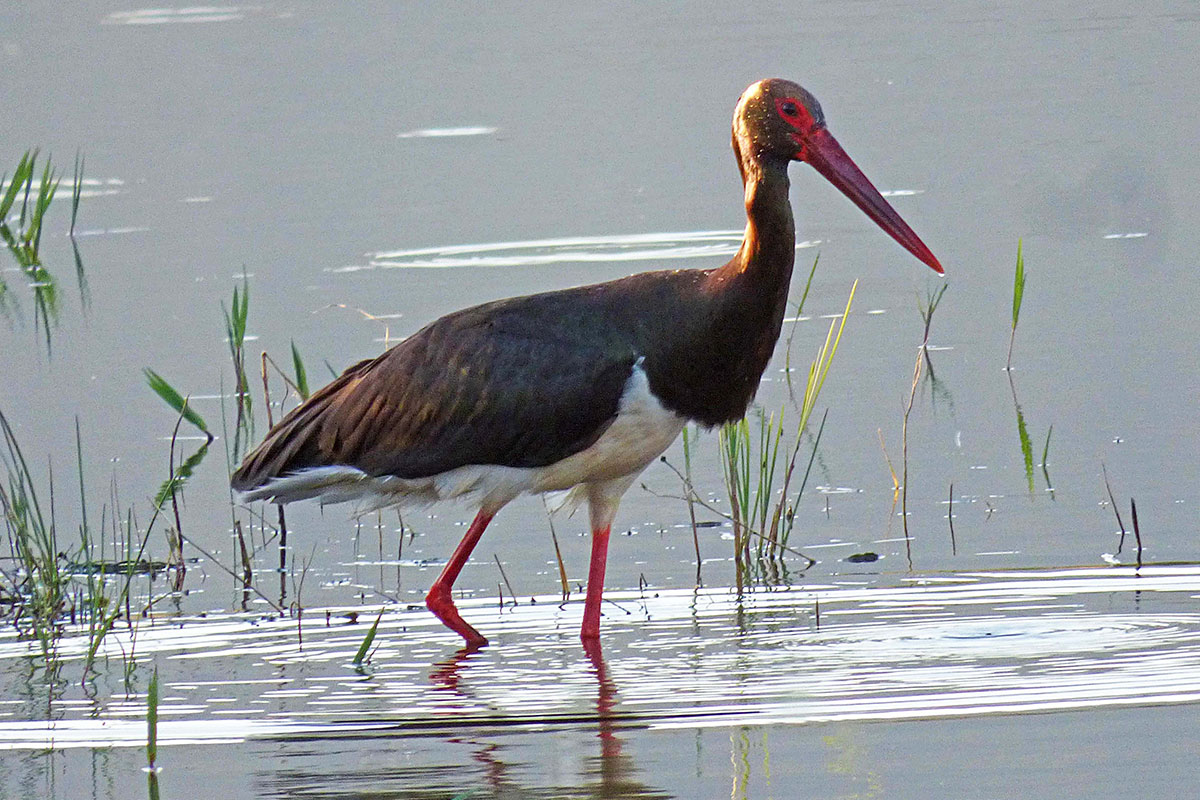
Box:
(1, 150), (89, 350)
(224, 274), (254, 462)
(718, 266), (856, 584)
(1, 150), (61, 346)
(0, 402), (204, 676)
(0, 150), (59, 263)
(0, 410), (70, 651)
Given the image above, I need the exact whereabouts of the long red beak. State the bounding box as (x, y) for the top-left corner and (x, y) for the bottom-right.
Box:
(800, 127), (944, 274)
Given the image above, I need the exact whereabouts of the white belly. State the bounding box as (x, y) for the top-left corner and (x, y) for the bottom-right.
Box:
(525, 361), (686, 492)
(244, 361), (686, 515)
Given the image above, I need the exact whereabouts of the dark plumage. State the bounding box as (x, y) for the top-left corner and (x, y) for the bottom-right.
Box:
(233, 78), (943, 650)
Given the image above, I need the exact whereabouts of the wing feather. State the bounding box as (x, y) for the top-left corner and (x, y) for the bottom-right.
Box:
(232, 293), (636, 491)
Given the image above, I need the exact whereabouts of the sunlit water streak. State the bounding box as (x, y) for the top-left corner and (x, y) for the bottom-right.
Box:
(0, 178), (124, 200)
(332, 231), (821, 272)
(0, 566), (1197, 749)
(103, 7), (258, 25)
(396, 126), (499, 139)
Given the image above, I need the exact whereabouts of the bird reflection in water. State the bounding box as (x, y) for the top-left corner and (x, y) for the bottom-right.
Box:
(427, 641), (670, 799)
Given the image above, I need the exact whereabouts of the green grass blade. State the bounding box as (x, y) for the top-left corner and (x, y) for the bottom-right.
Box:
(0, 171), (15, 221)
(144, 369), (211, 435)
(70, 152), (84, 235)
(800, 279), (856, 430)
(153, 442), (210, 509)
(233, 281), (249, 340)
(1015, 399), (1034, 494)
(71, 235), (90, 307)
(18, 152), (36, 229)
(794, 253), (819, 317)
(1012, 239), (1025, 331)
(75, 417), (89, 544)
(1040, 424), (1054, 493)
(1007, 240), (1027, 370)
(146, 666), (159, 769)
(31, 273), (57, 352)
(290, 340), (310, 400)
(29, 159), (59, 253)
(353, 609), (385, 666)
(0, 151), (34, 221)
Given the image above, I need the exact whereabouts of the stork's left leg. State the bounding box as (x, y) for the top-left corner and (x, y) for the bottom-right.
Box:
(581, 476), (637, 642)
(426, 508), (495, 648)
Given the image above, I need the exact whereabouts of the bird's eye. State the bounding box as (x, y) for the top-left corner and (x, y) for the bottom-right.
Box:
(774, 97), (813, 129)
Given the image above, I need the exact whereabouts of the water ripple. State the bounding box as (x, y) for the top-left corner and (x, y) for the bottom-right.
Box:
(1, 566), (1198, 749)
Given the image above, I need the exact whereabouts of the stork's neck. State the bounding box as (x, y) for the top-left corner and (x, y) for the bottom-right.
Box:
(654, 154), (797, 425)
(722, 156), (795, 287)
(710, 155), (796, 310)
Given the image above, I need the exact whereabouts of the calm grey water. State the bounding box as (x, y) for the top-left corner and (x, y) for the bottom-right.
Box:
(1, 2), (1199, 798)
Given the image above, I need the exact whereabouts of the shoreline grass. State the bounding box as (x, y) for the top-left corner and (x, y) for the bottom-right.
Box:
(0, 396), (211, 681)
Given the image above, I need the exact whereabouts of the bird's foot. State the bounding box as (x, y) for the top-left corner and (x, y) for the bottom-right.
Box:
(426, 586), (489, 648)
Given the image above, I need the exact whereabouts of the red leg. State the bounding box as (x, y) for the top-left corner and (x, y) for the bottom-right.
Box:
(581, 525), (611, 641)
(425, 510), (493, 648)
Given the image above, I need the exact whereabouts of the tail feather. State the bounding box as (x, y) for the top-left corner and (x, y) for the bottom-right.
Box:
(238, 466), (372, 505)
(230, 358), (374, 495)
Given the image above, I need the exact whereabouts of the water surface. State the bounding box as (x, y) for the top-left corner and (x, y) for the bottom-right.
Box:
(2, 1), (1199, 797)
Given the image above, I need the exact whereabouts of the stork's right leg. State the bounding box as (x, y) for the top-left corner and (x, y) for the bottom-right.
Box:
(426, 509), (493, 648)
(580, 475), (637, 643)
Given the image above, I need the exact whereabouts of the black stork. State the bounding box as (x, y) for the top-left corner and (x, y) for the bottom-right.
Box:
(232, 78), (943, 649)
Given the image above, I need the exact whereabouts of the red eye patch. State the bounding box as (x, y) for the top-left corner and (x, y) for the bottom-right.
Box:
(775, 97), (815, 131)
